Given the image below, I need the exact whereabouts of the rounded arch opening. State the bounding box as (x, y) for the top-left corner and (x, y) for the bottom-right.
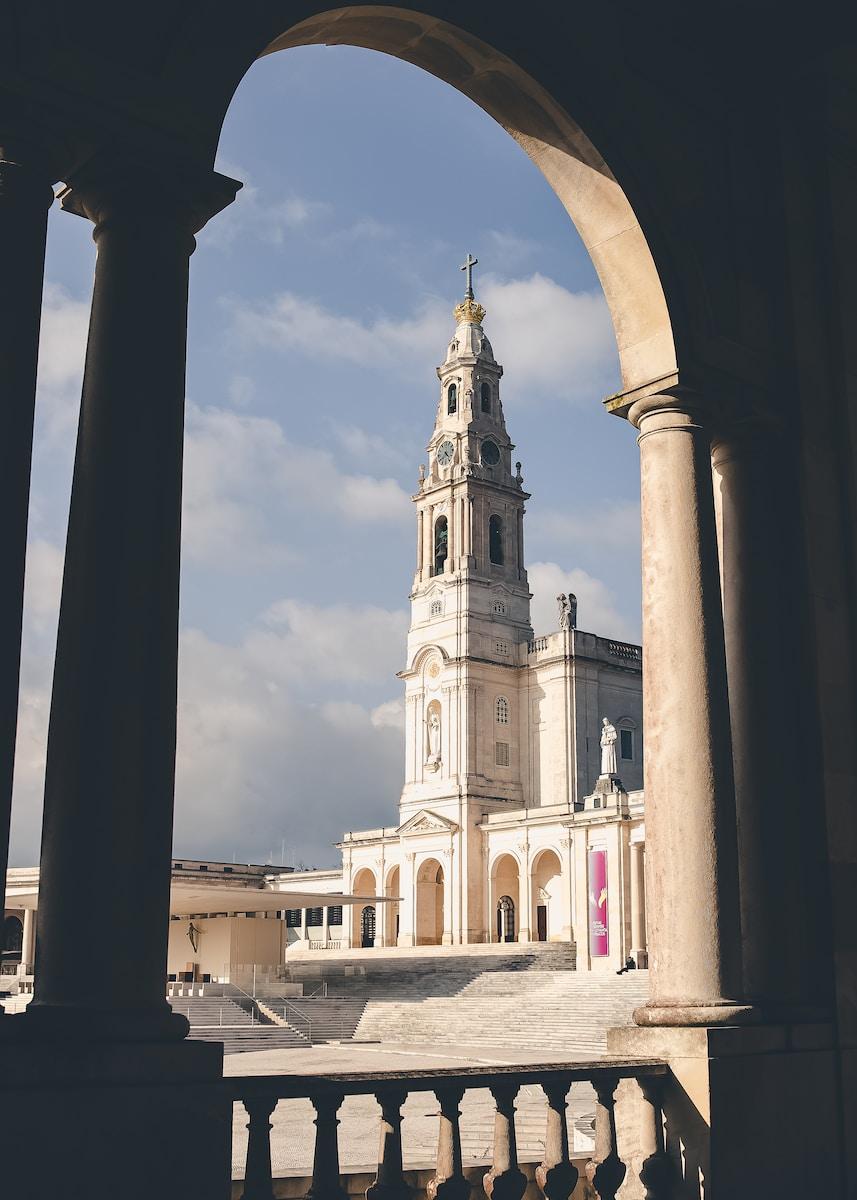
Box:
(350, 867), (378, 948)
(415, 857), (445, 945)
(531, 848), (563, 943)
(490, 853), (520, 943)
(196, 5), (678, 392)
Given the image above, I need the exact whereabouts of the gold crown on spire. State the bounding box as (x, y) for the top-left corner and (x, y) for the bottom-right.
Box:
(454, 296), (486, 325)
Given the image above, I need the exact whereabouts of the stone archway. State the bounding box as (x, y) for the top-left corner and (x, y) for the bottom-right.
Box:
(530, 849), (563, 943)
(490, 854), (520, 943)
(384, 865), (400, 948)
(415, 857), (444, 946)
(350, 867), (378, 948)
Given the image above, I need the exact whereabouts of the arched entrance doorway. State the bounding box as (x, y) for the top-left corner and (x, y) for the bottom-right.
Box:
(415, 858), (444, 945)
(360, 905), (376, 948)
(2, 914), (23, 963)
(531, 849), (563, 943)
(350, 867), (378, 949)
(385, 865), (400, 948)
(491, 854), (520, 943)
(497, 896), (515, 943)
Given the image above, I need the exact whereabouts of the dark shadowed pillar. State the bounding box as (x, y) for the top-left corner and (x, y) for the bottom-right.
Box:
(24, 158), (239, 1040)
(0, 152), (53, 975)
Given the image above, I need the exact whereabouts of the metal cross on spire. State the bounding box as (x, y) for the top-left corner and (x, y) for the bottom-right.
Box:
(460, 252), (478, 299)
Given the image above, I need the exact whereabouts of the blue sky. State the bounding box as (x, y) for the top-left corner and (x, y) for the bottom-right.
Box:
(11, 46), (641, 868)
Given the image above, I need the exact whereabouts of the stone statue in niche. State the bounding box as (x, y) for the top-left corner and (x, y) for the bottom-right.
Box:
(426, 706), (441, 771)
(600, 717), (618, 777)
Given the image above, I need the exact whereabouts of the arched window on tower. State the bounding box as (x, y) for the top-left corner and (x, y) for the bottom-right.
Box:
(447, 383), (457, 414)
(496, 696), (509, 724)
(489, 514), (504, 565)
(481, 381), (492, 413)
(434, 516), (449, 575)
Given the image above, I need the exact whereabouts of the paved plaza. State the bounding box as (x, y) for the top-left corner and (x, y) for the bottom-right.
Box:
(225, 1041), (597, 1179)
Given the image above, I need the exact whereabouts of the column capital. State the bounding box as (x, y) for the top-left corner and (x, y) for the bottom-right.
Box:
(58, 154), (241, 239)
(626, 386), (713, 433)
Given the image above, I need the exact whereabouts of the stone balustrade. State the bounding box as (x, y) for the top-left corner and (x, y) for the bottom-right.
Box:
(228, 1059), (670, 1200)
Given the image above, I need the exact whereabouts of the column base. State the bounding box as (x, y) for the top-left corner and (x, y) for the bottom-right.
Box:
(606, 1022), (843, 1198)
(0, 1037), (229, 1199)
(3, 1000), (189, 1042)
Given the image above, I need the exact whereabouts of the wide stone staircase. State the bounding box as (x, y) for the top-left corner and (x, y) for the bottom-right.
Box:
(352, 967), (650, 1056)
(168, 993), (310, 1053)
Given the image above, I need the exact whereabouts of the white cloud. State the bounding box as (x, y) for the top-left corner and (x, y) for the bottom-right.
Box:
(370, 697), (405, 731)
(528, 560), (638, 643)
(256, 598), (407, 685)
(201, 163), (331, 249)
(182, 403), (411, 568)
(228, 291), (448, 370)
(529, 500), (640, 554)
(332, 424), (412, 470)
(227, 273), (619, 406)
(35, 283), (89, 438)
(480, 274), (619, 403)
(172, 612), (405, 864)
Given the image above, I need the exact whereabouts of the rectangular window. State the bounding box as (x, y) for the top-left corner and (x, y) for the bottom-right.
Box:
(620, 728), (634, 761)
(306, 907), (324, 927)
(495, 741), (510, 767)
(285, 909), (302, 928)
(328, 905), (343, 927)
(495, 640), (509, 655)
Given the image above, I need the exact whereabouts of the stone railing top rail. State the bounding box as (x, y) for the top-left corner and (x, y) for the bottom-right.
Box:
(226, 1056), (667, 1100)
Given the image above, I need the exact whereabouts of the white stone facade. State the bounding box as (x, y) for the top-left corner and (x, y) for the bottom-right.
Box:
(275, 282), (647, 970)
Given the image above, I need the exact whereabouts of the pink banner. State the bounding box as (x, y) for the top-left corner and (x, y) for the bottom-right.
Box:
(588, 849), (609, 957)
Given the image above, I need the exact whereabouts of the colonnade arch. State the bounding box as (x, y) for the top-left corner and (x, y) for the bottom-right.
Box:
(350, 867), (378, 948)
(490, 854), (520, 943)
(384, 864), (400, 948)
(415, 857), (444, 946)
(530, 848), (563, 943)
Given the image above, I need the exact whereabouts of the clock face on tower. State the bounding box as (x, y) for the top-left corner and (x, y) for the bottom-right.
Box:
(436, 440), (455, 466)
(480, 439), (500, 466)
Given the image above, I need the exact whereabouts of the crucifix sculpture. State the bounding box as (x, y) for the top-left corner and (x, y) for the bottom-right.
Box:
(460, 252), (478, 298)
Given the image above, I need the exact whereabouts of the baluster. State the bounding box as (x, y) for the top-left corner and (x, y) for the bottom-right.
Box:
(306, 1090), (349, 1200)
(241, 1096), (277, 1200)
(483, 1082), (527, 1200)
(536, 1079), (578, 1200)
(427, 1084), (470, 1200)
(637, 1076), (673, 1200)
(584, 1075), (625, 1200)
(367, 1086), (412, 1200)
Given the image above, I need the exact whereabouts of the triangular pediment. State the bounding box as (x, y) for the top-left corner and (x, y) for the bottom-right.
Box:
(397, 809), (459, 836)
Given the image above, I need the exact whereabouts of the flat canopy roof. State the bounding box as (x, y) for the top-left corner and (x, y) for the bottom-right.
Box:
(5, 881), (397, 915)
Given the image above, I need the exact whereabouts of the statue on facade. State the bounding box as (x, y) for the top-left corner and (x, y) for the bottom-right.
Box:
(600, 717), (618, 777)
(426, 708), (441, 769)
(418, 463), (426, 487)
(557, 593), (578, 631)
(187, 921), (201, 953)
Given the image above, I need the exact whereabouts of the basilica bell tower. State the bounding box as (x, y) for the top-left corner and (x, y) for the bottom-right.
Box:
(397, 259), (533, 942)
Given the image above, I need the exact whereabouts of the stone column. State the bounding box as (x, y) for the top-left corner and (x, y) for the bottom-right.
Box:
(711, 427), (828, 1018)
(22, 907), (36, 973)
(517, 844), (531, 942)
(0, 153), (54, 980)
(441, 848), (453, 945)
(300, 907), (308, 946)
(24, 159), (239, 1042)
(627, 390), (750, 1024)
(322, 906), (330, 947)
(630, 840), (647, 968)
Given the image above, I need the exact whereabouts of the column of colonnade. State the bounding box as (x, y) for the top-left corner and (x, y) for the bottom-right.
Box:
(627, 391), (750, 1023)
(624, 386), (824, 1025)
(10, 156), (240, 1042)
(0, 152), (55, 1019)
(629, 840), (647, 968)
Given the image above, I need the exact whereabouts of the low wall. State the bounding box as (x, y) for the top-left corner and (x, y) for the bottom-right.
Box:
(231, 1158), (596, 1199)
